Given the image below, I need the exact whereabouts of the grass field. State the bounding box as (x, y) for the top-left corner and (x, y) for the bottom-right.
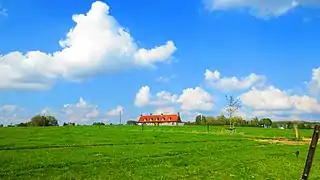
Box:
(0, 125), (319, 180)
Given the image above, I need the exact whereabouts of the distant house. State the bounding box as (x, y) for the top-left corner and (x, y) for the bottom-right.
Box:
(137, 113), (184, 126)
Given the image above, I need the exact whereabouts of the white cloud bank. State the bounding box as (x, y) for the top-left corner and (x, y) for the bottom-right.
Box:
(240, 86), (320, 114)
(204, 0), (320, 18)
(0, 1), (176, 90)
(204, 69), (266, 92)
(134, 86), (214, 112)
(308, 67), (320, 96)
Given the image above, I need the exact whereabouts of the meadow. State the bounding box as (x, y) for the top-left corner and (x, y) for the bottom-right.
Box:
(0, 125), (319, 180)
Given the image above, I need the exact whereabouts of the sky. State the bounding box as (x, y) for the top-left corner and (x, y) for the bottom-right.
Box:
(0, 0), (320, 125)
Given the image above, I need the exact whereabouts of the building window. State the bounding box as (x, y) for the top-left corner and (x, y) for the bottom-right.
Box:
(144, 119), (146, 122)
(150, 118), (153, 122)
(162, 117), (165, 121)
(156, 118), (159, 121)
(169, 117), (171, 121)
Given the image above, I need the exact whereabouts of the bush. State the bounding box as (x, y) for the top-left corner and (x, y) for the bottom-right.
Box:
(16, 123), (28, 127)
(93, 122), (105, 126)
(28, 115), (59, 126)
(63, 122), (75, 126)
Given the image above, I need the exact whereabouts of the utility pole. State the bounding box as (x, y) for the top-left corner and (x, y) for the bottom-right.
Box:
(119, 110), (122, 125)
(301, 125), (320, 180)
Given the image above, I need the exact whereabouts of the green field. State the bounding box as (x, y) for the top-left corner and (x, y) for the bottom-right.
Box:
(0, 125), (319, 180)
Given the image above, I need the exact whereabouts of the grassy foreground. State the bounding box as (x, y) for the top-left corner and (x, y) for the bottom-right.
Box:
(0, 125), (319, 180)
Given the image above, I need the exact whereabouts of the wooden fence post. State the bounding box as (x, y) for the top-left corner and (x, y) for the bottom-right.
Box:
(301, 125), (320, 180)
(295, 124), (300, 140)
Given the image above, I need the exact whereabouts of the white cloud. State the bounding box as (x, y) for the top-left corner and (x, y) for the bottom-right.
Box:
(156, 75), (176, 83)
(204, 69), (266, 92)
(0, 1), (176, 90)
(61, 97), (100, 123)
(106, 106), (123, 116)
(134, 86), (177, 107)
(240, 86), (320, 114)
(134, 86), (152, 107)
(154, 106), (176, 114)
(307, 67), (320, 96)
(135, 86), (213, 112)
(0, 105), (27, 125)
(177, 87), (214, 111)
(153, 91), (178, 106)
(204, 0), (320, 18)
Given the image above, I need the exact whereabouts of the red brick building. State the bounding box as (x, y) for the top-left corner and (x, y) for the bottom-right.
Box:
(137, 113), (184, 126)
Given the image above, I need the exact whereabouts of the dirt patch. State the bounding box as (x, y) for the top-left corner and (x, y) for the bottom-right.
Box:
(252, 137), (311, 145)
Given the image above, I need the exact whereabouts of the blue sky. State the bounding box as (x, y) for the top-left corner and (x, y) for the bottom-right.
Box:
(0, 0), (320, 125)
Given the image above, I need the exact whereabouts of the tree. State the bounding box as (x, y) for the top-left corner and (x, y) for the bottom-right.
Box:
(63, 122), (75, 126)
(0, 124), (3, 127)
(195, 115), (206, 125)
(16, 123), (28, 127)
(216, 115), (229, 125)
(260, 118), (272, 128)
(127, 120), (137, 125)
(28, 115), (59, 126)
(225, 95), (242, 128)
(249, 117), (260, 127)
(286, 121), (293, 129)
(93, 122), (105, 126)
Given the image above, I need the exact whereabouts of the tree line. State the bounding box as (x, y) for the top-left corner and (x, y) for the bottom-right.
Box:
(182, 114), (319, 129)
(185, 115), (272, 128)
(0, 115), (110, 127)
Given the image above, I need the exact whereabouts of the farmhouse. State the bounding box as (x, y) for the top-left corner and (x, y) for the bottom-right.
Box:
(137, 113), (184, 126)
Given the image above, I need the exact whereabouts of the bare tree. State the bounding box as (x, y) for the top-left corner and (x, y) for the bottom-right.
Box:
(225, 95), (242, 129)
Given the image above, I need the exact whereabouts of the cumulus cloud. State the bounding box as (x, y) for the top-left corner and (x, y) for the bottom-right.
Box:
(177, 87), (214, 111)
(106, 106), (123, 116)
(134, 86), (152, 107)
(0, 105), (27, 125)
(240, 86), (320, 114)
(204, 0), (320, 18)
(307, 67), (320, 96)
(134, 86), (177, 107)
(0, 1), (176, 90)
(154, 106), (176, 114)
(204, 69), (266, 92)
(61, 97), (100, 124)
(134, 86), (214, 112)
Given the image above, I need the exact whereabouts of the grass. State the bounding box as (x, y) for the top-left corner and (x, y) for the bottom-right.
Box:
(0, 125), (319, 179)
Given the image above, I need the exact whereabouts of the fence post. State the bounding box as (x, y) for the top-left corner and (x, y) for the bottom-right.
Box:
(301, 125), (320, 180)
(207, 123), (209, 133)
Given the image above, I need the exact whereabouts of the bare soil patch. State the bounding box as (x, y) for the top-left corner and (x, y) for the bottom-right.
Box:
(251, 137), (311, 145)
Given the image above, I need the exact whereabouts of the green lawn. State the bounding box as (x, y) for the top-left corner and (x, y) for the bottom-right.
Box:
(0, 125), (319, 180)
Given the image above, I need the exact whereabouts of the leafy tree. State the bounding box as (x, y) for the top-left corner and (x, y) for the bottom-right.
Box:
(16, 123), (28, 127)
(260, 118), (272, 128)
(28, 115), (59, 126)
(195, 115), (206, 125)
(127, 120), (137, 125)
(216, 115), (229, 125)
(93, 122), (105, 126)
(286, 121), (293, 129)
(297, 123), (307, 129)
(225, 95), (241, 128)
(63, 122), (75, 126)
(250, 117), (260, 127)
(0, 124), (3, 127)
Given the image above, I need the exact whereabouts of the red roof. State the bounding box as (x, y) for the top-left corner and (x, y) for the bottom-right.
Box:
(137, 113), (181, 123)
